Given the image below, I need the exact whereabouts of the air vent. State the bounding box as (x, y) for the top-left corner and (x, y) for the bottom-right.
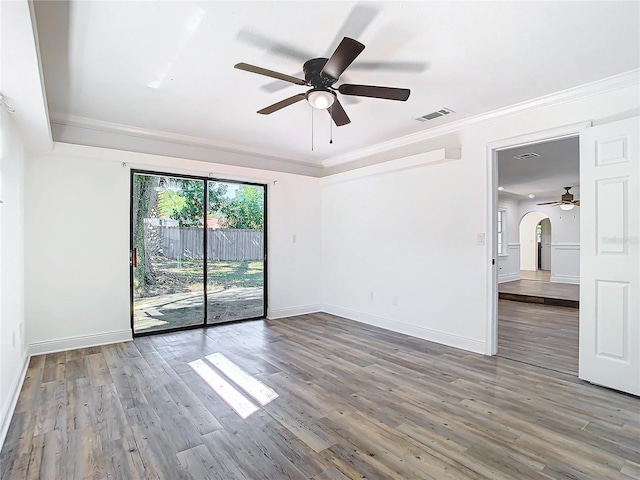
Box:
(416, 108), (455, 122)
(513, 152), (540, 160)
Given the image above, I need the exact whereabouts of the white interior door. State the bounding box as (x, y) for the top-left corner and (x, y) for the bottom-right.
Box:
(579, 116), (639, 395)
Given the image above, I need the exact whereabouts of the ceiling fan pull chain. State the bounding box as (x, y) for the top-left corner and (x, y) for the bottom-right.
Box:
(311, 106), (314, 151)
(330, 105), (333, 144)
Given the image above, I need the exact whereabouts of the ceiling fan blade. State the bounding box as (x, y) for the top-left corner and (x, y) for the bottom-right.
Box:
(574, 200), (580, 206)
(257, 94), (306, 115)
(338, 84), (410, 101)
(536, 201), (562, 206)
(235, 63), (306, 85)
(328, 98), (351, 126)
(320, 37), (365, 81)
(262, 71), (305, 93)
(327, 5), (379, 56)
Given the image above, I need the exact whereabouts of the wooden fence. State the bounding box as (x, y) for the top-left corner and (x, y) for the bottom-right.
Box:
(155, 227), (263, 261)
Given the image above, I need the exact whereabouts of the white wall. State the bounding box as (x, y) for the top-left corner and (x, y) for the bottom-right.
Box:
(0, 108), (27, 444)
(322, 156), (488, 353)
(519, 199), (581, 283)
(497, 197), (520, 283)
(24, 144), (322, 353)
(322, 82), (638, 355)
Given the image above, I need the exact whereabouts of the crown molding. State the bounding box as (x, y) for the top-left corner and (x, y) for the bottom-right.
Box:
(321, 69), (640, 168)
(49, 113), (321, 170)
(321, 148), (461, 186)
(47, 69), (639, 176)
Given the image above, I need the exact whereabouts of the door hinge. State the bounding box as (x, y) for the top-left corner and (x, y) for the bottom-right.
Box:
(492, 258), (495, 265)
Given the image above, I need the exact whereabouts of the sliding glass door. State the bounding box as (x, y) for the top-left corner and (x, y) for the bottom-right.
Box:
(131, 171), (266, 335)
(206, 181), (265, 323)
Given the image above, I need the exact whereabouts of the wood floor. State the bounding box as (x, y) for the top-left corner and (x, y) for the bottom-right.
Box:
(498, 299), (579, 376)
(2, 313), (639, 480)
(520, 271), (551, 282)
(498, 280), (579, 303)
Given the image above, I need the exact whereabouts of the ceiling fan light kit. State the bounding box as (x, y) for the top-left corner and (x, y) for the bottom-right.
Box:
(306, 90), (335, 110)
(235, 36), (411, 127)
(560, 203), (575, 211)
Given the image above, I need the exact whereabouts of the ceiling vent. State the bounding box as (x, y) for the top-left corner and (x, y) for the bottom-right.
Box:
(513, 152), (541, 160)
(416, 108), (454, 122)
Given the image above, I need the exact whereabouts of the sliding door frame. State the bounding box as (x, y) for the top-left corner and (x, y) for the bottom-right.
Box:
(129, 169), (268, 337)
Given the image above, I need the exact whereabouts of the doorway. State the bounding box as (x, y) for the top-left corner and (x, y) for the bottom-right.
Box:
(538, 218), (551, 271)
(130, 170), (267, 335)
(519, 211), (550, 276)
(491, 134), (581, 374)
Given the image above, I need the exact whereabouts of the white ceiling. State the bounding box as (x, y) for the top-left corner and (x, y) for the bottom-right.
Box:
(498, 137), (579, 202)
(32, 1), (640, 172)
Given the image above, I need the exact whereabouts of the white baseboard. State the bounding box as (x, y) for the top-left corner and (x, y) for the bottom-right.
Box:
(550, 274), (580, 285)
(321, 304), (485, 354)
(498, 272), (521, 283)
(28, 329), (133, 356)
(267, 304), (322, 320)
(1, 354), (30, 449)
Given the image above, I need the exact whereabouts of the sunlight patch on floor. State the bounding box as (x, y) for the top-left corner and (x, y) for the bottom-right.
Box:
(189, 353), (278, 419)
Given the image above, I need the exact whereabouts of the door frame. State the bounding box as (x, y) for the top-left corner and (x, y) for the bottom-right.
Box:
(485, 122), (590, 355)
(129, 169), (268, 337)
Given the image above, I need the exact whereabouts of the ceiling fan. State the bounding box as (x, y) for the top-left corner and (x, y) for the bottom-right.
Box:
(234, 37), (411, 126)
(537, 187), (580, 210)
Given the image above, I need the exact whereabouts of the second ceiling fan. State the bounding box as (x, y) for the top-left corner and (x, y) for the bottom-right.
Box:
(235, 36), (411, 126)
(537, 186), (580, 210)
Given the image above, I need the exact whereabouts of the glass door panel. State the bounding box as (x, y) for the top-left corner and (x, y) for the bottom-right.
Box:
(206, 181), (265, 324)
(132, 174), (205, 334)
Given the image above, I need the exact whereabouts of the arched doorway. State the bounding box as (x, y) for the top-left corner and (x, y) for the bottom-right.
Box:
(519, 211), (550, 275)
(538, 218), (552, 271)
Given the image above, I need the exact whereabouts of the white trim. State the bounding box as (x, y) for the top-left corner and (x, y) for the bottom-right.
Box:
(267, 304), (322, 319)
(52, 142), (286, 185)
(1, 354), (30, 449)
(551, 242), (580, 250)
(47, 71), (638, 174)
(550, 274), (580, 285)
(488, 122), (592, 152)
(486, 140), (499, 355)
(498, 272), (521, 283)
(486, 121), (591, 356)
(28, 330), (132, 356)
(323, 70), (638, 168)
(50, 113), (316, 168)
(320, 148), (460, 186)
(322, 304), (485, 354)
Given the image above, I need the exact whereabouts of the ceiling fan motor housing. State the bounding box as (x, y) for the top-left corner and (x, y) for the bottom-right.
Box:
(303, 58), (337, 88)
(562, 187), (574, 203)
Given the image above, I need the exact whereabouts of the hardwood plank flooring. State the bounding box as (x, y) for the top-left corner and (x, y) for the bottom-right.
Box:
(498, 279), (579, 302)
(498, 299), (579, 375)
(2, 313), (639, 479)
(520, 270), (551, 282)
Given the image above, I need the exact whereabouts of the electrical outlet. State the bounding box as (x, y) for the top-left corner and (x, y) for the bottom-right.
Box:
(292, 234), (297, 243)
(369, 291), (375, 301)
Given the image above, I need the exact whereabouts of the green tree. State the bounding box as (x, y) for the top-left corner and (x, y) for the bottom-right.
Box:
(157, 189), (186, 219)
(220, 186), (264, 230)
(133, 175), (158, 294)
(158, 180), (228, 227)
